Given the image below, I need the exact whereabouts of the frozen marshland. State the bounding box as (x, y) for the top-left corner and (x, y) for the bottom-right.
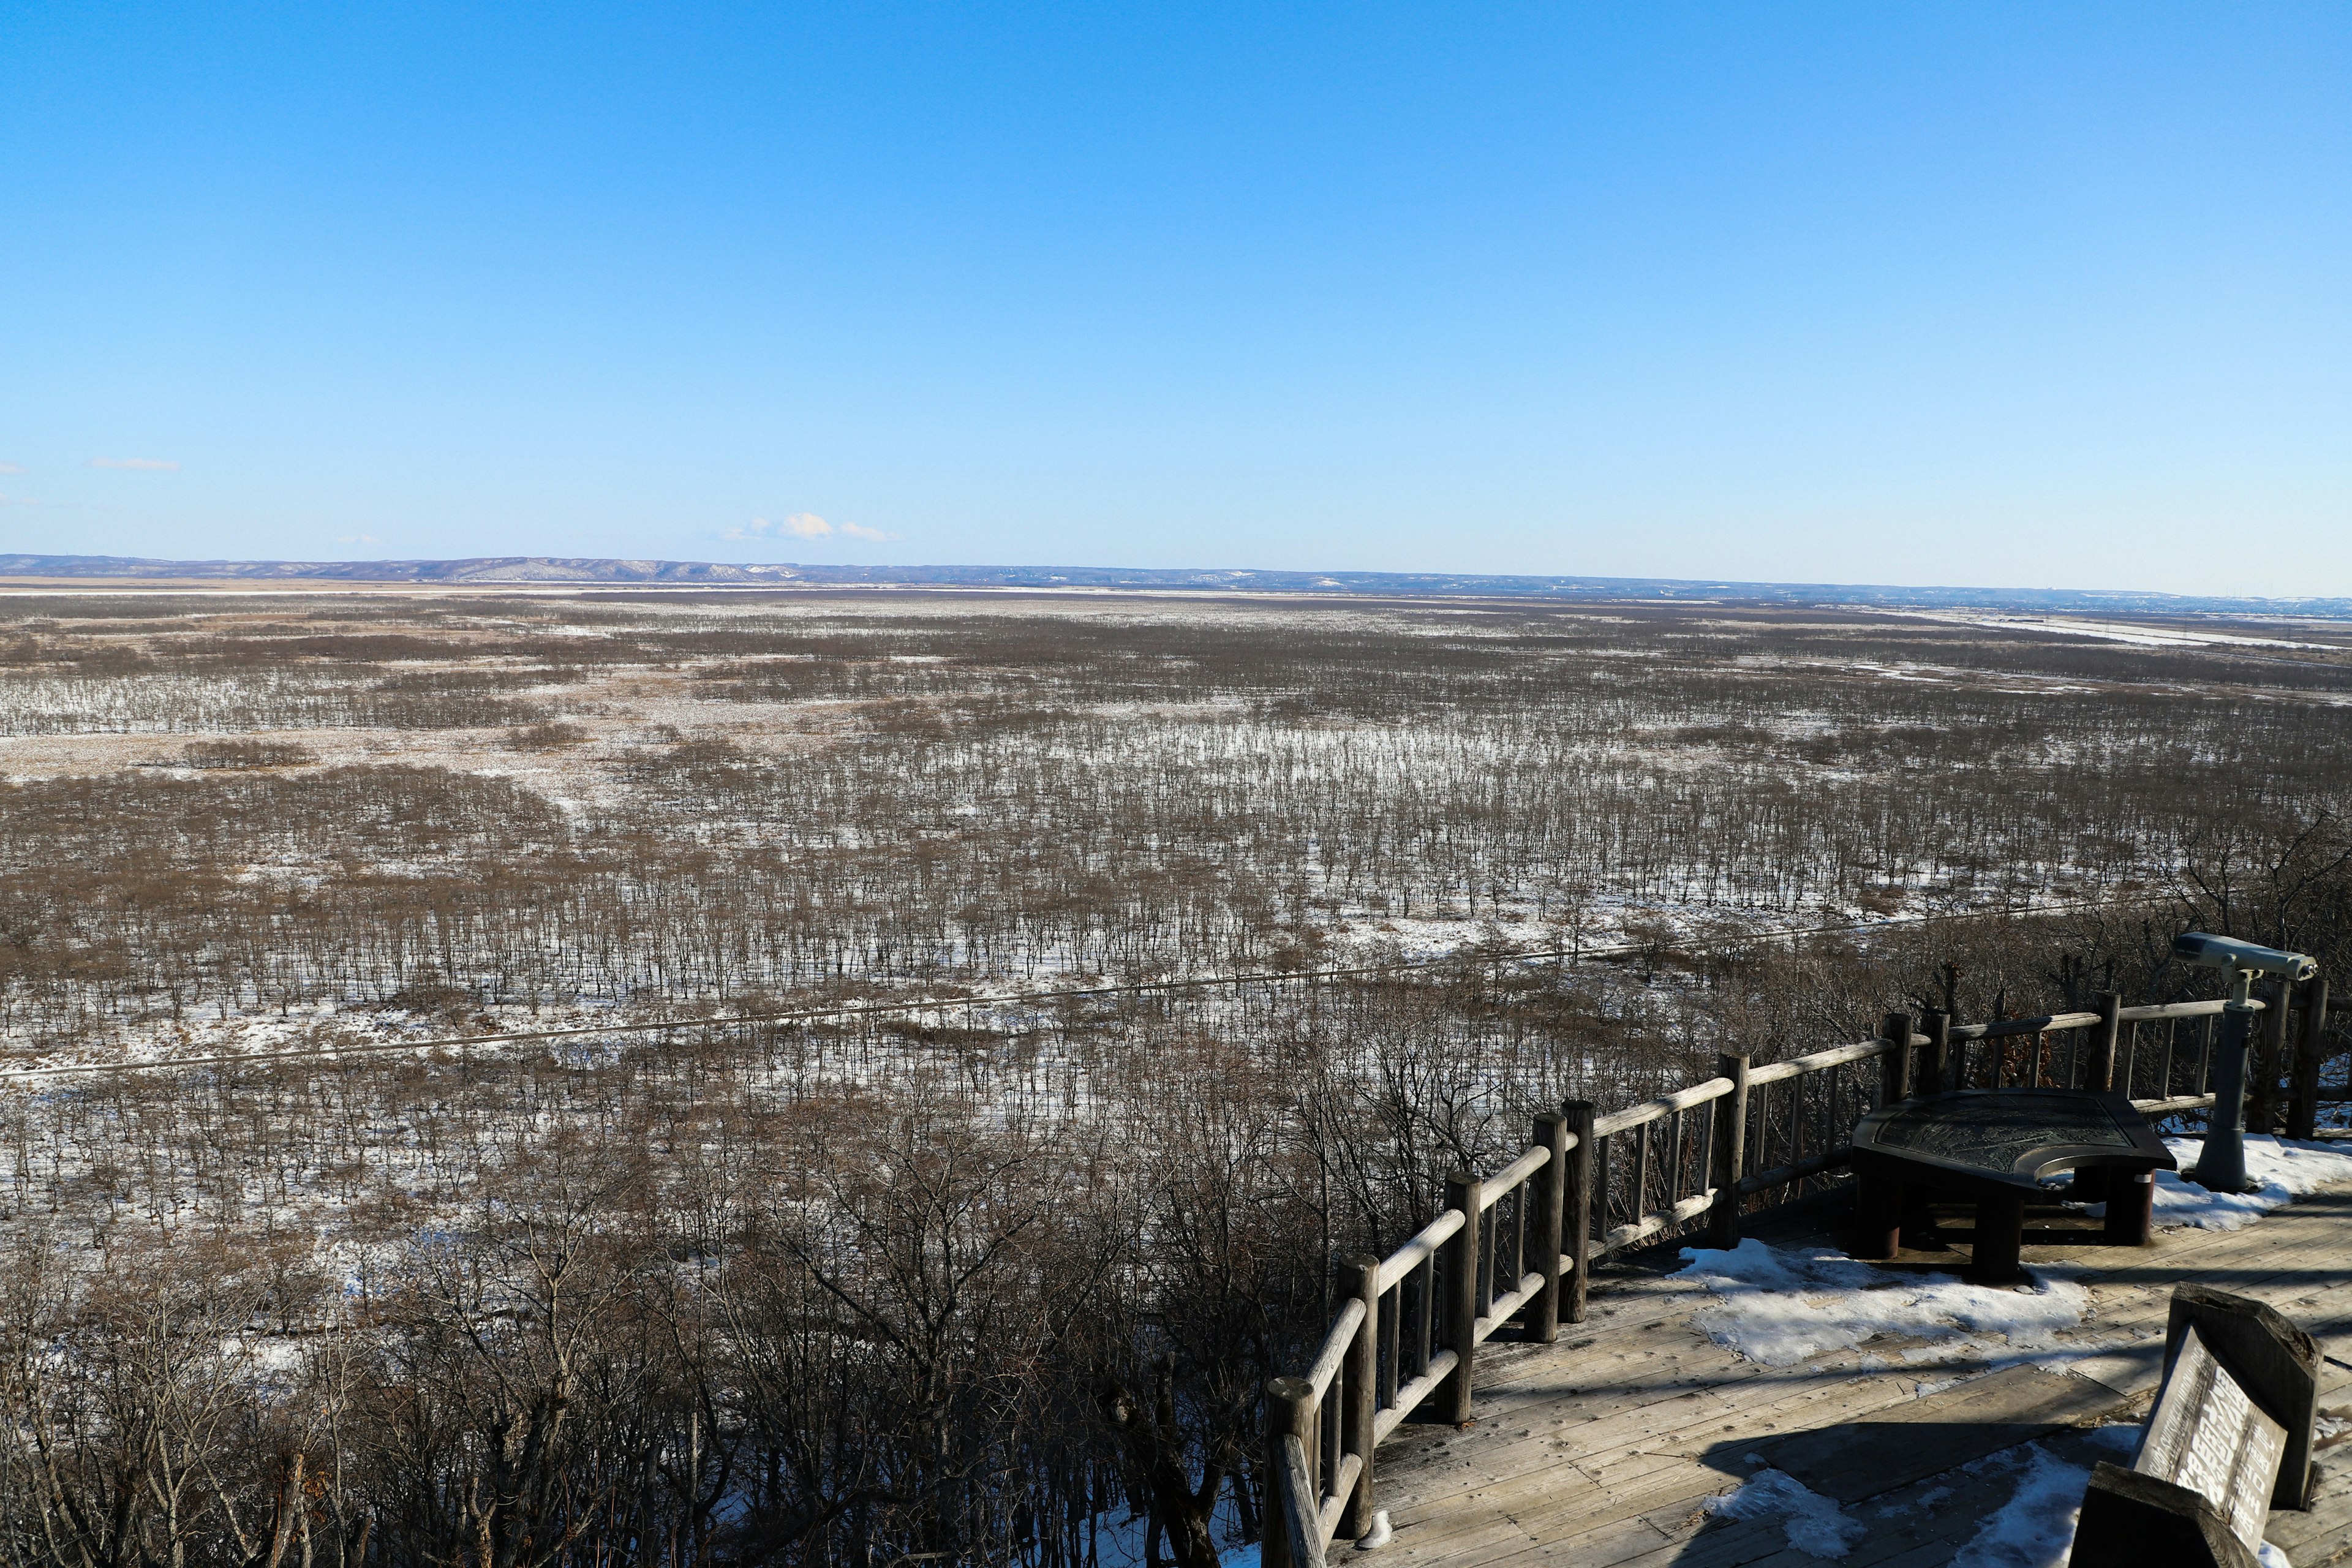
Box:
(0, 585), (2348, 1566)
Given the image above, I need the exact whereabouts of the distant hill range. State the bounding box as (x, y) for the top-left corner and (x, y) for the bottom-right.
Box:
(4, 553), (2346, 619)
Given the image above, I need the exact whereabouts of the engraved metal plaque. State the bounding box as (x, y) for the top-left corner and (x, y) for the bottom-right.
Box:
(1871, 1091), (2132, 1173)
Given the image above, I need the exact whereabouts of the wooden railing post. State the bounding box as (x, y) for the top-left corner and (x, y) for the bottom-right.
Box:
(1340, 1256), (1378, 1539)
(1440, 1170), (1480, 1425)
(2248, 979), (2293, 1134)
(1263, 1376), (1296, 1568)
(1527, 1112), (1568, 1343)
(1706, 1055), (1749, 1248)
(2087, 990), (2122, 1091)
(1920, 1009), (1951, 1096)
(1878, 1011), (1912, 1106)
(2288, 976), (2330, 1141)
(1265, 1377), (1322, 1568)
(1561, 1100), (1594, 1325)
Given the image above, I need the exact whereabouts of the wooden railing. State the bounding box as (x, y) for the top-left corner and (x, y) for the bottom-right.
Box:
(1265, 978), (2342, 1567)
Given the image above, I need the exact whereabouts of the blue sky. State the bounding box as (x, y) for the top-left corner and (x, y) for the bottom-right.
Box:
(2, 3), (2346, 595)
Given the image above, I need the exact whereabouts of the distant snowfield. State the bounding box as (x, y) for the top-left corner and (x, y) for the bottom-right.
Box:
(1903, 608), (2350, 653)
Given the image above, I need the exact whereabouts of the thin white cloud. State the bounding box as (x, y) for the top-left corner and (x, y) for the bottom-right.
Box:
(337, 534), (381, 546)
(723, 512), (899, 544)
(0, 463), (23, 475)
(725, 514), (823, 541)
(89, 456), (180, 471)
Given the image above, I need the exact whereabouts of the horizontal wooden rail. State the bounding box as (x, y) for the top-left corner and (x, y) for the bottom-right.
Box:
(1303, 1298), (1365, 1401)
(1947, 1009), (2102, 1042)
(1747, 1036), (1891, 1086)
(1476, 1270), (1547, 1338)
(1604, 1188), (1716, 1253)
(1373, 1209), (1463, 1295)
(1593, 1077), (1732, 1137)
(1738, 1148), (1849, 1196)
(2120, 998), (2250, 1023)
(1371, 1351), (1458, 1441)
(1942, 998), (2251, 1043)
(1479, 1144), (1552, 1208)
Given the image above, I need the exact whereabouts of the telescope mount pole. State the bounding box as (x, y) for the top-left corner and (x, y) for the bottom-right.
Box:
(2191, 967), (2258, 1194)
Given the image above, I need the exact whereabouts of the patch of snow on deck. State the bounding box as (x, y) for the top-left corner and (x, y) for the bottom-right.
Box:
(1704, 1467), (1864, 1559)
(2075, 1136), (2352, 1231)
(1674, 1239), (2088, 1368)
(2133, 1137), (2352, 1231)
(1950, 1428), (2139, 1568)
(1936, 1427), (2297, 1568)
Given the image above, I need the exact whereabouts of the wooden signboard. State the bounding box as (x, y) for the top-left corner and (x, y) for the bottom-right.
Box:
(2071, 1465), (2261, 1568)
(2133, 1327), (2284, 1552)
(2071, 1287), (2320, 1568)
(2163, 1283), (2323, 1510)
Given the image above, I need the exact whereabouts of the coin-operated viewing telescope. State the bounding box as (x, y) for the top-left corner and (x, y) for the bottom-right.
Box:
(2171, 933), (2319, 985)
(2171, 932), (2321, 1193)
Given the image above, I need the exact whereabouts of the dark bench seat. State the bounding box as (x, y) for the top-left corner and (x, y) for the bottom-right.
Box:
(1848, 1088), (2177, 1282)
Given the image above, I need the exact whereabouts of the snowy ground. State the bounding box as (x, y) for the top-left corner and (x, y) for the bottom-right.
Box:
(2130, 1136), (2352, 1230)
(1697, 1425), (2303, 1568)
(1700, 1426), (2148, 1566)
(1673, 1238), (2094, 1372)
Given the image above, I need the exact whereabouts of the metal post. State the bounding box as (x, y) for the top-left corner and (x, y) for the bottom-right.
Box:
(1707, 1054), (1750, 1248)
(1441, 1170), (1480, 1425)
(1340, 1256), (1378, 1539)
(2192, 978), (2258, 1193)
(1561, 1100), (1594, 1325)
(1527, 1112), (1568, 1342)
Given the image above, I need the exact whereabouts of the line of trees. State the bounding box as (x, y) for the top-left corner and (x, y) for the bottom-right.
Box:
(2, 600), (2348, 1047)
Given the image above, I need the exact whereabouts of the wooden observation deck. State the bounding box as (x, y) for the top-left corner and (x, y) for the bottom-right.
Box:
(1366, 1181), (2352, 1567)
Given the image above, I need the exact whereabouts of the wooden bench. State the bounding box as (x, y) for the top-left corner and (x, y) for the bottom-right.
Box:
(1847, 1088), (2174, 1281)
